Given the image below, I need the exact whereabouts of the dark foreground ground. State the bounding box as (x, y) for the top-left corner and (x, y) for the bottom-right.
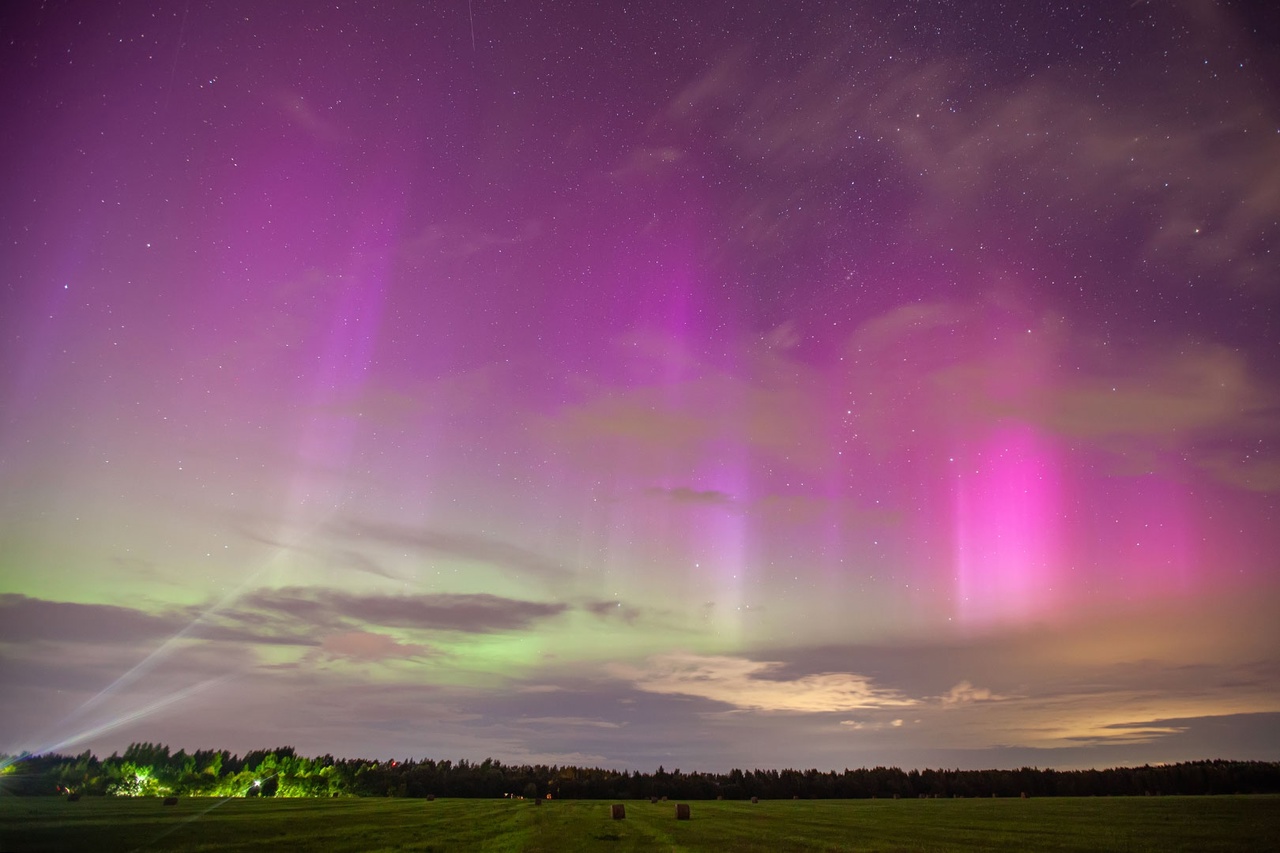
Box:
(1, 794), (1277, 852)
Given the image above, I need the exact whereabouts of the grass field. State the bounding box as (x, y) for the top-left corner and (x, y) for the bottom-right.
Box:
(1, 795), (1277, 852)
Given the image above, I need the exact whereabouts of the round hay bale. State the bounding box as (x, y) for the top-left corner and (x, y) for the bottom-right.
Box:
(611, 803), (626, 820)
(750, 796), (759, 804)
(163, 797), (178, 806)
(675, 803), (691, 820)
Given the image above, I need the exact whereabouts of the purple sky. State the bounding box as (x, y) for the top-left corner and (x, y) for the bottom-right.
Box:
(2, 0), (1279, 772)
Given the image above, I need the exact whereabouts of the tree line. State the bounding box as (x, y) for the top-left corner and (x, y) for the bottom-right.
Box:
(3, 744), (1278, 800)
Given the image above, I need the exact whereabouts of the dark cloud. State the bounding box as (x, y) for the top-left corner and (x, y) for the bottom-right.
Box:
(582, 599), (643, 624)
(0, 594), (181, 645)
(0, 593), (322, 650)
(644, 486), (734, 506)
(240, 587), (568, 634)
(0, 587), (576, 665)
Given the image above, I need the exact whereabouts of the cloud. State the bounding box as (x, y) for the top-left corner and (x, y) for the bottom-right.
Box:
(314, 387), (422, 425)
(665, 13), (1280, 289)
(544, 362), (827, 474)
(611, 146), (687, 179)
(0, 592), (319, 650)
(551, 392), (714, 456)
(555, 305), (1280, 496)
(0, 587), (572, 670)
(320, 631), (432, 662)
(516, 716), (625, 730)
(0, 594), (182, 644)
(277, 90), (348, 143)
(644, 486), (735, 506)
(582, 599), (642, 624)
(955, 342), (1279, 489)
(1063, 721), (1189, 745)
(337, 519), (572, 581)
(401, 220), (538, 262)
(616, 653), (918, 713)
(240, 588), (568, 634)
(940, 680), (1004, 707)
(1026, 346), (1273, 443)
(641, 484), (898, 531)
(848, 303), (966, 354)
(839, 718), (908, 731)
(1195, 452), (1280, 493)
(844, 301), (1280, 491)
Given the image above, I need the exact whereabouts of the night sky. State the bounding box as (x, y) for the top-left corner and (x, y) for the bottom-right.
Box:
(3, 0), (1279, 773)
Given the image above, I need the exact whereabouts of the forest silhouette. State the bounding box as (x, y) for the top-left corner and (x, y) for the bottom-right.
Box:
(5, 745), (1279, 800)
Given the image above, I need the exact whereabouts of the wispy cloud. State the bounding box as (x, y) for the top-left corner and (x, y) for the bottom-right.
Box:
(644, 486), (735, 506)
(336, 519), (573, 581)
(666, 14), (1280, 289)
(940, 680), (1005, 707)
(616, 653), (918, 713)
(517, 716), (625, 729)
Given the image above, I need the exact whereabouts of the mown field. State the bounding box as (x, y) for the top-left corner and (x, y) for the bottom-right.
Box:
(1, 795), (1277, 852)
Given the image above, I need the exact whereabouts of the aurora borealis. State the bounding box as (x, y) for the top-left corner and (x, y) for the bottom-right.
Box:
(2, 0), (1279, 772)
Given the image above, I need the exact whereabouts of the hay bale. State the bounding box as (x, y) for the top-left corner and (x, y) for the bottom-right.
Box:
(716, 795), (723, 800)
(675, 803), (691, 820)
(660, 795), (668, 801)
(163, 797), (178, 806)
(67, 793), (81, 802)
(611, 803), (626, 820)
(750, 796), (759, 804)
